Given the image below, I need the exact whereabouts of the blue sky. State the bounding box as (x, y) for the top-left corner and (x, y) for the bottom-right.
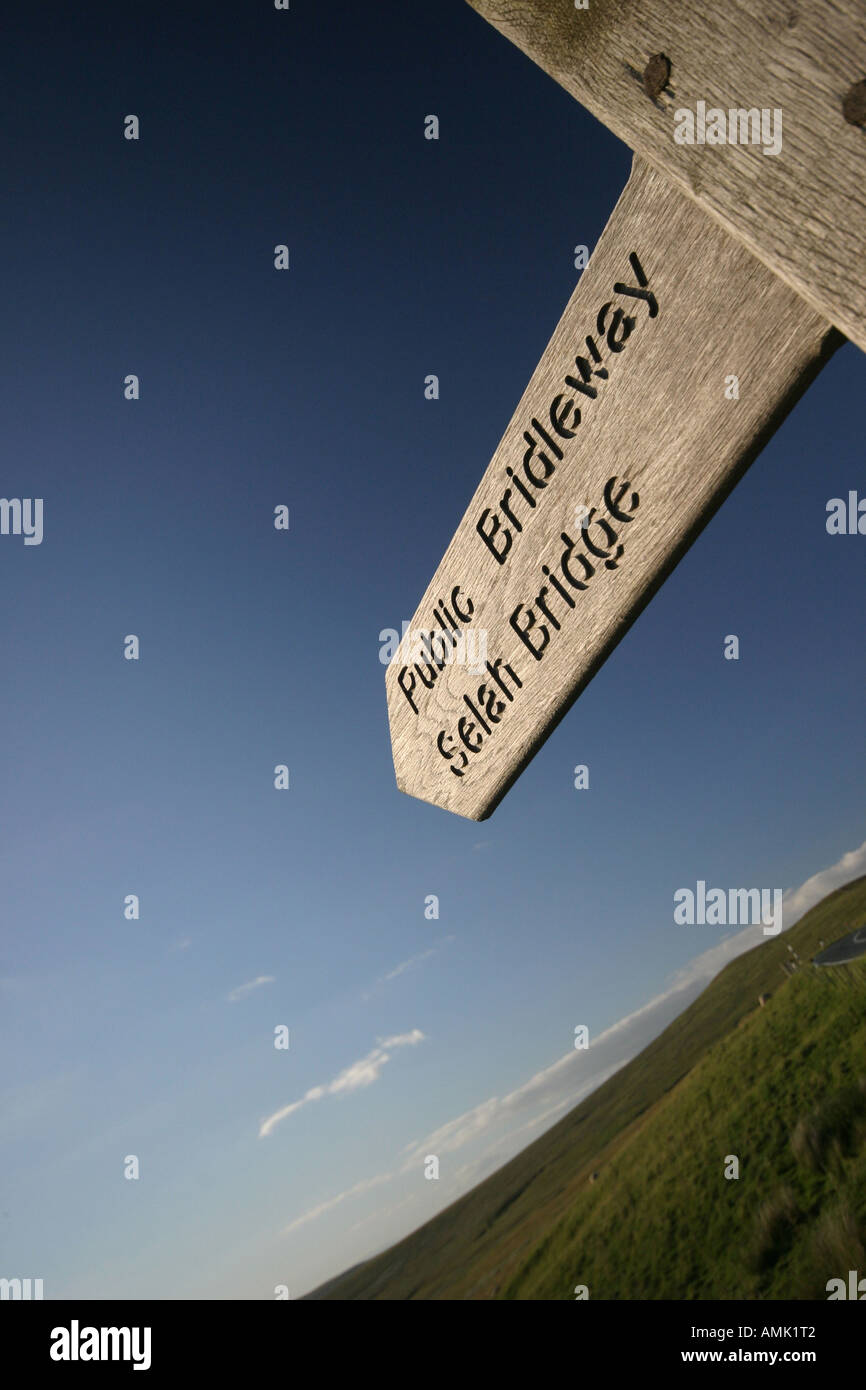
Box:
(1, 0), (864, 1299)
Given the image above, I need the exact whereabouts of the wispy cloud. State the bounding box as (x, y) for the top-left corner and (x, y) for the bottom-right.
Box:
(282, 1172), (394, 1235)
(227, 975), (275, 1003)
(259, 1030), (425, 1138)
(346, 1191), (418, 1237)
(399, 1055), (626, 1169)
(362, 949), (436, 1000)
(384, 950), (436, 982)
(782, 839), (866, 925)
(362, 940), (454, 1001)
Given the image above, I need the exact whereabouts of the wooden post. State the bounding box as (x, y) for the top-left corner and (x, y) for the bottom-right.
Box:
(467, 0), (866, 350)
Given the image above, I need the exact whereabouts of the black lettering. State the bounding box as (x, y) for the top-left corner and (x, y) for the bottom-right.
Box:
(451, 586), (474, 622)
(458, 715), (483, 752)
(509, 603), (550, 661)
(476, 508), (511, 564)
(397, 666), (418, 713)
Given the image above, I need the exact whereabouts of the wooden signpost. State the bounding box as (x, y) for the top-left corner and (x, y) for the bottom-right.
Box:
(385, 0), (864, 821)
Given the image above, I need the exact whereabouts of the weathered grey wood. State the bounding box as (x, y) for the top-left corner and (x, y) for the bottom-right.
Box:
(467, 0), (866, 353)
(385, 158), (840, 820)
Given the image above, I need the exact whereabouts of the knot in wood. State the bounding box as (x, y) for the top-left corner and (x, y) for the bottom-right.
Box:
(842, 78), (866, 126)
(643, 53), (670, 100)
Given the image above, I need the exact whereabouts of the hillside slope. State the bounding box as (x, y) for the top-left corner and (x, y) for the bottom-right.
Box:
(307, 875), (866, 1299)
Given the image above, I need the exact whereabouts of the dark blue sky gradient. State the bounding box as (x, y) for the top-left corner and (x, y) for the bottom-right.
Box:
(1, 0), (864, 1297)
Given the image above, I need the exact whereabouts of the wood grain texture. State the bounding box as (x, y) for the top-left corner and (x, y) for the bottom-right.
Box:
(385, 158), (840, 820)
(466, 0), (866, 352)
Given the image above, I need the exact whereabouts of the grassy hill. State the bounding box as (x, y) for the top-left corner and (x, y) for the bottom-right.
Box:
(307, 875), (866, 1299)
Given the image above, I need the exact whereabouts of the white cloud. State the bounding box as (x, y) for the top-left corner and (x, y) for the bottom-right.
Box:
(259, 1030), (425, 1138)
(399, 1057), (625, 1170)
(362, 943), (453, 1000)
(346, 1191), (419, 1237)
(383, 950), (436, 982)
(782, 839), (866, 926)
(227, 975), (275, 1003)
(282, 1172), (394, 1235)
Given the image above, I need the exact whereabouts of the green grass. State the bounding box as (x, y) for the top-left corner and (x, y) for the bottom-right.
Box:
(306, 875), (866, 1299)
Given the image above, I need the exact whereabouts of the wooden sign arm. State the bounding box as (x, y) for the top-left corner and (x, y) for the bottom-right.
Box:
(385, 157), (841, 819)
